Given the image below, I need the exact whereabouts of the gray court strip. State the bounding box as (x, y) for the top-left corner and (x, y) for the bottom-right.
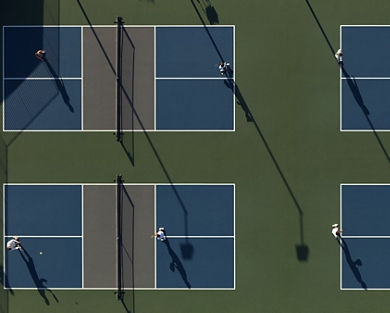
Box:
(82, 26), (154, 131)
(83, 185), (116, 288)
(83, 27), (116, 130)
(121, 27), (154, 131)
(121, 184), (154, 288)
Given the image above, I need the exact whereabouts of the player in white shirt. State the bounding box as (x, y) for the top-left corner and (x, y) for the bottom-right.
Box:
(7, 236), (22, 251)
(331, 224), (342, 238)
(155, 227), (166, 241)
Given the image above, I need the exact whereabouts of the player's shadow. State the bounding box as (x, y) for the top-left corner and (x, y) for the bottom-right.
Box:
(164, 239), (192, 289)
(45, 60), (74, 113)
(305, 0), (390, 163)
(338, 239), (367, 290)
(341, 66), (390, 162)
(19, 248), (59, 305)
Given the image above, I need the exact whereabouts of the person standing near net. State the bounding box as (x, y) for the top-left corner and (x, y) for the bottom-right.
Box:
(155, 227), (167, 242)
(35, 50), (46, 62)
(7, 236), (23, 251)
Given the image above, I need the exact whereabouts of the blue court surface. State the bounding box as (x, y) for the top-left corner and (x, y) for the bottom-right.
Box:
(341, 184), (390, 289)
(341, 26), (390, 131)
(4, 183), (235, 289)
(3, 25), (235, 131)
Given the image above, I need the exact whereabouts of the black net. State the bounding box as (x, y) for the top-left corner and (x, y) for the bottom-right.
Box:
(116, 17), (124, 142)
(116, 175), (123, 300)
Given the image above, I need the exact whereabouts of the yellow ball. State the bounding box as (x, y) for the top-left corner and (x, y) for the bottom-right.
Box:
(40, 252), (43, 255)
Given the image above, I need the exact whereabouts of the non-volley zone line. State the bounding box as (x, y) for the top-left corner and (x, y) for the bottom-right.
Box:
(166, 235), (234, 238)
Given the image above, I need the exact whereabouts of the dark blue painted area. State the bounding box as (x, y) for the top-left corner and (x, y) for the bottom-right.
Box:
(156, 27), (233, 77)
(342, 185), (390, 236)
(342, 27), (390, 77)
(4, 79), (81, 130)
(341, 79), (390, 130)
(156, 185), (234, 236)
(4, 27), (81, 78)
(156, 238), (234, 288)
(341, 238), (390, 289)
(156, 79), (234, 130)
(5, 185), (82, 236)
(5, 237), (82, 288)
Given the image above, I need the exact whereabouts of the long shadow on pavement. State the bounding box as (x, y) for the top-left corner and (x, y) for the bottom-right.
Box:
(19, 248), (59, 305)
(190, 0), (309, 261)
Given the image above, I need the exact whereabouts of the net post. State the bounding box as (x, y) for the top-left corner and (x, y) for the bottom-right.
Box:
(116, 174), (123, 299)
(115, 16), (124, 142)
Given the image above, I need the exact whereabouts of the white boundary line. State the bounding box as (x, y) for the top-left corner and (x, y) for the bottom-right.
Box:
(166, 236), (234, 238)
(340, 183), (390, 290)
(2, 26), (5, 132)
(4, 235), (82, 238)
(3, 184), (5, 288)
(233, 183), (236, 289)
(6, 287), (235, 290)
(342, 236), (390, 238)
(81, 26), (84, 131)
(339, 25), (342, 133)
(341, 77), (390, 79)
(341, 183), (390, 186)
(5, 182), (235, 186)
(4, 77), (82, 80)
(154, 184), (157, 288)
(341, 25), (390, 27)
(340, 25), (390, 132)
(4, 25), (235, 28)
(3, 182), (236, 290)
(233, 24), (236, 132)
(2, 129), (235, 132)
(81, 185), (84, 288)
(154, 26), (157, 131)
(156, 77), (232, 80)
(3, 25), (235, 132)
(340, 184), (343, 290)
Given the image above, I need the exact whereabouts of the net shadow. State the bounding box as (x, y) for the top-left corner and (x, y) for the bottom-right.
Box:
(117, 23), (135, 165)
(190, 0), (309, 261)
(77, 1), (195, 264)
